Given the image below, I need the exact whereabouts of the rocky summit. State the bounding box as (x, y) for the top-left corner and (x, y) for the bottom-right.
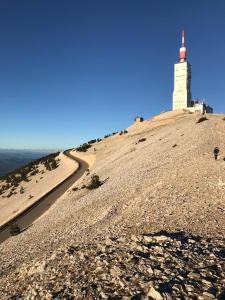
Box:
(1, 232), (225, 299)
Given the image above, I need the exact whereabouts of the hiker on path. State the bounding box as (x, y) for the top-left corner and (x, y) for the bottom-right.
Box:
(213, 147), (219, 160)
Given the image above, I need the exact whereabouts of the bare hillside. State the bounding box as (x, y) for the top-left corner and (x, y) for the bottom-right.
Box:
(1, 111), (225, 299)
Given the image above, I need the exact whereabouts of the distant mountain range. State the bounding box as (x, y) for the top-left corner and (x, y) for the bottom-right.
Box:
(0, 149), (53, 177)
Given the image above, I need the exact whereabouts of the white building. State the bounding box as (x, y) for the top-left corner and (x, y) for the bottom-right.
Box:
(173, 61), (192, 110)
(186, 101), (213, 114)
(172, 31), (213, 114)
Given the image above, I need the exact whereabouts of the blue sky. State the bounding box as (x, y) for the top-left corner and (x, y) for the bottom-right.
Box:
(0, 0), (225, 149)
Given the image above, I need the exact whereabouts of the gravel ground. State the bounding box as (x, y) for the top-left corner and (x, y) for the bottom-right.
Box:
(0, 111), (225, 298)
(1, 232), (225, 299)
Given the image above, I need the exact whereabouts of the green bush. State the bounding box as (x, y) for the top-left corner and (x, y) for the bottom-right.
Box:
(119, 130), (128, 135)
(9, 223), (21, 236)
(88, 139), (97, 144)
(44, 157), (58, 171)
(20, 187), (25, 194)
(7, 191), (14, 198)
(76, 143), (92, 152)
(86, 174), (102, 190)
(30, 169), (39, 176)
(50, 160), (58, 170)
(196, 116), (208, 123)
(138, 138), (146, 143)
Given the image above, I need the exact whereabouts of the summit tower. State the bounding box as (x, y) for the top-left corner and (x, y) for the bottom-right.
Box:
(172, 31), (192, 110)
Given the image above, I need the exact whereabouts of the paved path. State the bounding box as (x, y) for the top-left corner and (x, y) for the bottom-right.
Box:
(0, 150), (88, 244)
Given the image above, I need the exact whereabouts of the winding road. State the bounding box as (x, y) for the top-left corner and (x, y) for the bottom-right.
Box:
(0, 150), (89, 244)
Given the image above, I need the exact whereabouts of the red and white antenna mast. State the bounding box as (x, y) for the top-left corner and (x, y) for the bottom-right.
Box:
(179, 30), (187, 62)
(182, 30), (185, 46)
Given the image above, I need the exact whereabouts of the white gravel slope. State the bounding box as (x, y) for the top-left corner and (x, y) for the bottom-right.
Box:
(0, 111), (225, 277)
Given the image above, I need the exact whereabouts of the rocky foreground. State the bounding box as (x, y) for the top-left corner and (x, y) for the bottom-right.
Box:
(1, 232), (224, 299)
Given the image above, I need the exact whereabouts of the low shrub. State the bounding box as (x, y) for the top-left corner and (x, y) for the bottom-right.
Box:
(76, 143), (92, 152)
(44, 157), (59, 171)
(196, 116), (208, 123)
(30, 169), (39, 176)
(50, 160), (58, 170)
(172, 144), (177, 148)
(104, 132), (118, 139)
(88, 139), (97, 144)
(119, 130), (128, 136)
(20, 187), (25, 194)
(138, 138), (146, 143)
(86, 174), (102, 190)
(6, 190), (17, 198)
(9, 223), (21, 236)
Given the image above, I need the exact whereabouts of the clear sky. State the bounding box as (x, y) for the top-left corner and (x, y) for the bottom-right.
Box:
(0, 0), (225, 149)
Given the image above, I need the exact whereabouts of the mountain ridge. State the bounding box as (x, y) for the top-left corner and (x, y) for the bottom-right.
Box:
(0, 149), (51, 177)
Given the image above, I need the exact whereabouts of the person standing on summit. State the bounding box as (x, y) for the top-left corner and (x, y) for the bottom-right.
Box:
(213, 147), (220, 160)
